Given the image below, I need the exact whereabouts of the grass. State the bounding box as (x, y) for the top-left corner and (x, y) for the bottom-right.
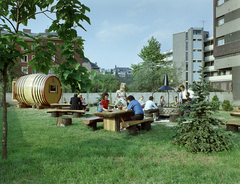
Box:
(1, 106), (240, 183)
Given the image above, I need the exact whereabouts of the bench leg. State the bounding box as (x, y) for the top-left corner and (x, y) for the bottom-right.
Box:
(126, 125), (137, 136)
(226, 125), (238, 132)
(52, 112), (59, 117)
(141, 122), (151, 131)
(73, 112), (81, 118)
(86, 122), (97, 131)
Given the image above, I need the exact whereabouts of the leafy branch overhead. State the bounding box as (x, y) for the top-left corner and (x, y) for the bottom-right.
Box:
(0, 0), (92, 159)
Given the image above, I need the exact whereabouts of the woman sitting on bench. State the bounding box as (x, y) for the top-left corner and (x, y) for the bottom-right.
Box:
(124, 95), (144, 121)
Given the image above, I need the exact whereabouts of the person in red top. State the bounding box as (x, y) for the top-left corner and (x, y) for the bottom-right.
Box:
(100, 92), (109, 112)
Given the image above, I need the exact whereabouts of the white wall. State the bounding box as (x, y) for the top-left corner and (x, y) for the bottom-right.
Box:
(6, 91), (237, 105)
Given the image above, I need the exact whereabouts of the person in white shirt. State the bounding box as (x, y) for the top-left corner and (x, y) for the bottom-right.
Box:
(144, 96), (159, 120)
(180, 84), (194, 103)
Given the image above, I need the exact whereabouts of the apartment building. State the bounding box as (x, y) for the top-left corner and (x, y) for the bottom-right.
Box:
(173, 27), (208, 85)
(172, 27), (232, 91)
(204, 36), (232, 91)
(1, 28), (82, 75)
(213, 0), (240, 101)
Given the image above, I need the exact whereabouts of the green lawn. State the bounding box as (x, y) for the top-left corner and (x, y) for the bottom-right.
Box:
(1, 106), (240, 183)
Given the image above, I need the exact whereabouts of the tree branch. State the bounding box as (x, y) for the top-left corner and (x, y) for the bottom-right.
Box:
(0, 13), (17, 32)
(19, 10), (53, 24)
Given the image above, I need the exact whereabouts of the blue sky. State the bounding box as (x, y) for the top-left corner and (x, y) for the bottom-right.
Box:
(19, 0), (213, 69)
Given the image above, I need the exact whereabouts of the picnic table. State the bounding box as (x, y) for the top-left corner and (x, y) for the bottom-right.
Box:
(50, 103), (88, 110)
(94, 109), (134, 132)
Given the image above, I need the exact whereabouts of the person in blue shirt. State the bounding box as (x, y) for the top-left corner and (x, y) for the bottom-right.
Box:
(124, 95), (144, 121)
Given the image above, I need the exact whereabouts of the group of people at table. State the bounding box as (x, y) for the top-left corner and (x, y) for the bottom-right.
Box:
(69, 83), (194, 121)
(97, 83), (194, 122)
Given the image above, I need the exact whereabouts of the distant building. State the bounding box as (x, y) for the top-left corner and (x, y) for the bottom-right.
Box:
(113, 65), (132, 77)
(173, 27), (232, 91)
(163, 50), (173, 66)
(82, 58), (100, 72)
(213, 0), (240, 101)
(1, 28), (82, 75)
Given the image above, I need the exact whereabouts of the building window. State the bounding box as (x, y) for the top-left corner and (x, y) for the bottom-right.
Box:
(186, 52), (188, 61)
(33, 69), (37, 74)
(197, 39), (202, 41)
(217, 0), (224, 6)
(21, 56), (28, 62)
(186, 72), (188, 81)
(186, 41), (188, 50)
(218, 17), (224, 26)
(186, 62), (188, 71)
(32, 45), (36, 50)
(198, 60), (202, 62)
(32, 55), (35, 60)
(197, 49), (202, 52)
(217, 37), (225, 46)
(22, 67), (28, 74)
(193, 30), (201, 35)
(186, 32), (188, 40)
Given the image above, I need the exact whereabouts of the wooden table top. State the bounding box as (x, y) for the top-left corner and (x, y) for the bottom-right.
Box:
(50, 103), (88, 107)
(94, 110), (133, 118)
(230, 112), (240, 117)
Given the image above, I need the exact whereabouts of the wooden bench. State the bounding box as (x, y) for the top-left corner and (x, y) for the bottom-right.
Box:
(120, 117), (154, 136)
(47, 109), (85, 118)
(230, 112), (240, 117)
(226, 121), (240, 132)
(81, 117), (103, 131)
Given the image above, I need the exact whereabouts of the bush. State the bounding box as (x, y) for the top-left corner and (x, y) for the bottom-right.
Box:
(222, 100), (233, 111)
(211, 95), (221, 110)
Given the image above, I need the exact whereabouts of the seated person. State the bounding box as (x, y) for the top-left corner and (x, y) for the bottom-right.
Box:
(70, 93), (82, 110)
(159, 96), (166, 107)
(100, 92), (110, 112)
(123, 95), (144, 121)
(144, 96), (159, 120)
(138, 95), (145, 108)
(170, 96), (179, 106)
(78, 93), (84, 104)
(183, 98), (194, 116)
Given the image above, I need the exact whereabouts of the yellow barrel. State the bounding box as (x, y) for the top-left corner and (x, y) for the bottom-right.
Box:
(14, 74), (62, 106)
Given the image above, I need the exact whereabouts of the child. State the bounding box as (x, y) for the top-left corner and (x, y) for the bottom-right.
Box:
(99, 92), (109, 112)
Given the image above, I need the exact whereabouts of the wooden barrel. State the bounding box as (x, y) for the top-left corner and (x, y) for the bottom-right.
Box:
(14, 74), (62, 106)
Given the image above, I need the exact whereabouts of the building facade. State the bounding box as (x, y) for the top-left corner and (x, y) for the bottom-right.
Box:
(1, 28), (82, 75)
(173, 27), (232, 91)
(213, 0), (240, 101)
(173, 27), (208, 86)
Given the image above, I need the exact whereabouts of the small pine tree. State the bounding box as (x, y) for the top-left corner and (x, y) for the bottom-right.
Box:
(222, 100), (233, 111)
(211, 95), (221, 110)
(173, 67), (234, 153)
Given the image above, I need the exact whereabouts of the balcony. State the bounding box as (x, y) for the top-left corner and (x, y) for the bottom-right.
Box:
(205, 75), (232, 82)
(204, 45), (213, 52)
(204, 55), (214, 61)
(205, 66), (215, 71)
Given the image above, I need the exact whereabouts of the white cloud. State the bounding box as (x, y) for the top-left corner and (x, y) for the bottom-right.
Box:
(95, 22), (149, 43)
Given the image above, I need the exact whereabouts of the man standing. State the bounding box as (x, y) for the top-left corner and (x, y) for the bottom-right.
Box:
(180, 84), (194, 104)
(144, 96), (159, 120)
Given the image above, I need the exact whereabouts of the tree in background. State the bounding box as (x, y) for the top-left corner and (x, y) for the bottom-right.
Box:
(132, 36), (181, 92)
(0, 0), (91, 159)
(173, 67), (233, 153)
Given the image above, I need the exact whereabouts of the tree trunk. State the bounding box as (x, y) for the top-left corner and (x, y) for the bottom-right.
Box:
(2, 67), (8, 159)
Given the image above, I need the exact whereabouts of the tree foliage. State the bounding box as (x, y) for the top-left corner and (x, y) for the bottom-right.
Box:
(0, 0), (91, 159)
(173, 67), (234, 153)
(132, 36), (181, 92)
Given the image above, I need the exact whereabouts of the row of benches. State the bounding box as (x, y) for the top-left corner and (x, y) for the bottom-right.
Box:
(47, 109), (154, 135)
(81, 117), (154, 136)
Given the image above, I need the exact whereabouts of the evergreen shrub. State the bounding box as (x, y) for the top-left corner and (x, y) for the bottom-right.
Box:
(222, 100), (233, 111)
(173, 67), (234, 153)
(211, 95), (221, 110)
